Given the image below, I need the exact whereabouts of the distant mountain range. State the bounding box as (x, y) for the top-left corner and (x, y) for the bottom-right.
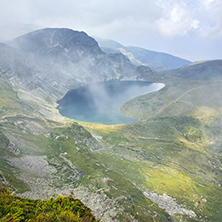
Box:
(95, 38), (192, 70)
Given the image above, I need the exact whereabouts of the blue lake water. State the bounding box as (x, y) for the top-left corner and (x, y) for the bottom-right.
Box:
(57, 80), (165, 124)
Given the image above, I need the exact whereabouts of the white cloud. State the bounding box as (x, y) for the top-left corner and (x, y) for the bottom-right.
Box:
(197, 0), (222, 39)
(154, 0), (200, 37)
(24, 0), (164, 40)
(0, 0), (221, 60)
(201, 0), (216, 9)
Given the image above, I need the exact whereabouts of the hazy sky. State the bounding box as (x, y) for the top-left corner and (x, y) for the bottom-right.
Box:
(0, 0), (221, 61)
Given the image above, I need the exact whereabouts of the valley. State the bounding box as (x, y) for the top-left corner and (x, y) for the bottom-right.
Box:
(0, 28), (222, 222)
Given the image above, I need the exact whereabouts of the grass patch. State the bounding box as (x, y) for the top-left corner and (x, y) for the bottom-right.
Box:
(0, 185), (97, 221)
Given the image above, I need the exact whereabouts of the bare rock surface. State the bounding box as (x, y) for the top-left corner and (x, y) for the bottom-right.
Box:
(144, 191), (196, 217)
(18, 178), (122, 222)
(6, 155), (121, 221)
(7, 155), (57, 176)
(0, 170), (7, 184)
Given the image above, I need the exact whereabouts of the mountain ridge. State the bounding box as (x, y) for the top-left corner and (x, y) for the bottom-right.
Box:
(11, 28), (104, 59)
(163, 59), (222, 80)
(95, 38), (192, 70)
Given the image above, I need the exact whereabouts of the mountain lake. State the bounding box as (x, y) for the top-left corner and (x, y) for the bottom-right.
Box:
(57, 80), (165, 124)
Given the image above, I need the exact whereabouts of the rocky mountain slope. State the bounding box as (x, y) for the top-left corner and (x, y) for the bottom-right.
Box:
(96, 38), (191, 70)
(0, 28), (221, 222)
(2, 28), (162, 101)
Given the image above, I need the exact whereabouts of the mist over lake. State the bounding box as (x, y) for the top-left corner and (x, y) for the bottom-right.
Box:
(58, 80), (165, 124)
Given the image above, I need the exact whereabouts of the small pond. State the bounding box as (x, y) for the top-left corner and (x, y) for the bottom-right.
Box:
(57, 80), (165, 124)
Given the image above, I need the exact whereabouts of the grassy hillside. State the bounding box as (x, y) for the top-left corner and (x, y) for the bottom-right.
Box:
(0, 68), (222, 222)
(163, 60), (222, 80)
(0, 73), (172, 221)
(120, 78), (222, 221)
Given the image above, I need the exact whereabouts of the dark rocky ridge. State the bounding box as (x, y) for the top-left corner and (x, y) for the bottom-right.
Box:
(11, 28), (104, 62)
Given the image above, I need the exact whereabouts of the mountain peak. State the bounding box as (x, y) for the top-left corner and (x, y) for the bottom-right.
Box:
(11, 28), (103, 56)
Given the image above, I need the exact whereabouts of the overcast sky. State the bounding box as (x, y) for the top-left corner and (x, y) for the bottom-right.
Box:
(0, 0), (221, 61)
